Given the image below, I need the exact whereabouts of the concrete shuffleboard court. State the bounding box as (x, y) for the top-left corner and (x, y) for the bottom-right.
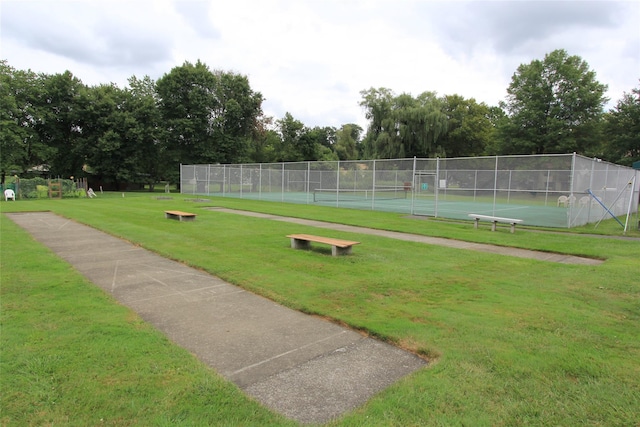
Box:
(7, 212), (426, 424)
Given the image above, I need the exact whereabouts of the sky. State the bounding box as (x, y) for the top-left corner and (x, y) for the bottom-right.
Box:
(2, 0), (639, 131)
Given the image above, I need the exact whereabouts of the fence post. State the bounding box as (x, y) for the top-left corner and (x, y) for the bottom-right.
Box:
(492, 156), (499, 216)
(435, 157), (440, 217)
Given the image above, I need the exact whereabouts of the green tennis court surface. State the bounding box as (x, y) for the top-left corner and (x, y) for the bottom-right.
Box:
(198, 191), (577, 228)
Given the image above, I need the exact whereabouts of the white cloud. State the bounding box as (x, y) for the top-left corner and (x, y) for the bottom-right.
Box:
(1, 0), (638, 129)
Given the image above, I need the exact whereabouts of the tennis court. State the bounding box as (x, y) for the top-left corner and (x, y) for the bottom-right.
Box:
(181, 154), (639, 229)
(206, 189), (569, 228)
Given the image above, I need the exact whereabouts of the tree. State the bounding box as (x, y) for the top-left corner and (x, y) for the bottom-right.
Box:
(394, 92), (448, 158)
(301, 126), (337, 161)
(156, 60), (263, 169)
(334, 124), (362, 160)
(360, 88), (448, 159)
(157, 61), (221, 167)
(79, 84), (140, 186)
(601, 84), (640, 166)
(275, 112), (306, 162)
(127, 75), (167, 189)
(498, 49), (608, 155)
(247, 114), (280, 163)
(209, 70), (264, 163)
(483, 106), (509, 155)
(35, 71), (86, 177)
(0, 61), (37, 182)
(359, 87), (394, 158)
(438, 95), (494, 158)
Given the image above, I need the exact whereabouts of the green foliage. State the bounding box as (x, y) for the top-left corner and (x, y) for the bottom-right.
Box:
(248, 116), (280, 163)
(273, 113), (338, 162)
(0, 61), (52, 181)
(601, 84), (640, 166)
(498, 49), (608, 155)
(37, 71), (86, 177)
(439, 95), (494, 157)
(1, 50), (636, 190)
(360, 88), (448, 159)
(334, 124), (362, 160)
(14, 178), (81, 199)
(156, 61), (263, 168)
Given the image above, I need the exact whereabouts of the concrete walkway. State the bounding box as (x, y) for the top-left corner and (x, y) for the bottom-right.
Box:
(207, 208), (603, 266)
(7, 212), (426, 425)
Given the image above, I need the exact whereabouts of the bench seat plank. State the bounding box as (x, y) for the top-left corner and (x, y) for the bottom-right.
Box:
(165, 210), (197, 221)
(286, 234), (360, 256)
(468, 214), (523, 233)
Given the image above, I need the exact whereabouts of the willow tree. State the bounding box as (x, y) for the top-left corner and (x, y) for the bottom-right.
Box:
(360, 88), (447, 159)
(359, 87), (394, 158)
(396, 92), (448, 157)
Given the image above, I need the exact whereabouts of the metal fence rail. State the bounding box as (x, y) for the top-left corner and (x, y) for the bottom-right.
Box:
(181, 154), (639, 229)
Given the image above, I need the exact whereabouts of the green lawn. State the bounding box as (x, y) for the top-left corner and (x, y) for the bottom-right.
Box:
(1, 193), (639, 426)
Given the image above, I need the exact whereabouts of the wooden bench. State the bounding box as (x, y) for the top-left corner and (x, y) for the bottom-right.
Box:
(165, 210), (197, 221)
(468, 214), (523, 233)
(286, 234), (360, 256)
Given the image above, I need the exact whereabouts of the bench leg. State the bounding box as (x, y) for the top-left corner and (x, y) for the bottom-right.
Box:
(332, 245), (352, 256)
(290, 238), (311, 250)
(474, 218), (479, 229)
(510, 223), (516, 233)
(491, 221), (497, 232)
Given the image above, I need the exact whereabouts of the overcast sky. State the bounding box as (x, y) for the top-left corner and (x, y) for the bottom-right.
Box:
(2, 0), (639, 130)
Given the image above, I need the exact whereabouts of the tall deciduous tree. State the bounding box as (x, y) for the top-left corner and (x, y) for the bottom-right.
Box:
(498, 49), (607, 155)
(248, 115), (279, 163)
(35, 71), (85, 177)
(156, 60), (263, 168)
(602, 84), (640, 166)
(334, 124), (362, 160)
(275, 112), (305, 162)
(79, 84), (140, 186)
(439, 95), (494, 158)
(127, 75), (167, 189)
(210, 70), (264, 163)
(0, 61), (39, 182)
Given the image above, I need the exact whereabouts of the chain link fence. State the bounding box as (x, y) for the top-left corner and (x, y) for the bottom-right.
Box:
(181, 154), (639, 229)
(2, 178), (85, 199)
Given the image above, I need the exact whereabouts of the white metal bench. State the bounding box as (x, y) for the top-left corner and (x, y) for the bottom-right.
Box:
(468, 214), (523, 233)
(286, 234), (360, 256)
(165, 210), (197, 221)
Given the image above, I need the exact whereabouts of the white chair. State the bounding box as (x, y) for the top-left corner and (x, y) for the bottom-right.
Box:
(579, 196), (590, 207)
(4, 189), (15, 201)
(557, 195), (568, 207)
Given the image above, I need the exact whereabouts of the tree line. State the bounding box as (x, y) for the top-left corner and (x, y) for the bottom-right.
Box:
(1, 49), (638, 189)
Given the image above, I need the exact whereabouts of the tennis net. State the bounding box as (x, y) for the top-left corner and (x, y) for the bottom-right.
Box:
(313, 187), (409, 202)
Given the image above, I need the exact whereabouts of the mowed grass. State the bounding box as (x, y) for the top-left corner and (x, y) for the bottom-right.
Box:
(1, 193), (639, 426)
